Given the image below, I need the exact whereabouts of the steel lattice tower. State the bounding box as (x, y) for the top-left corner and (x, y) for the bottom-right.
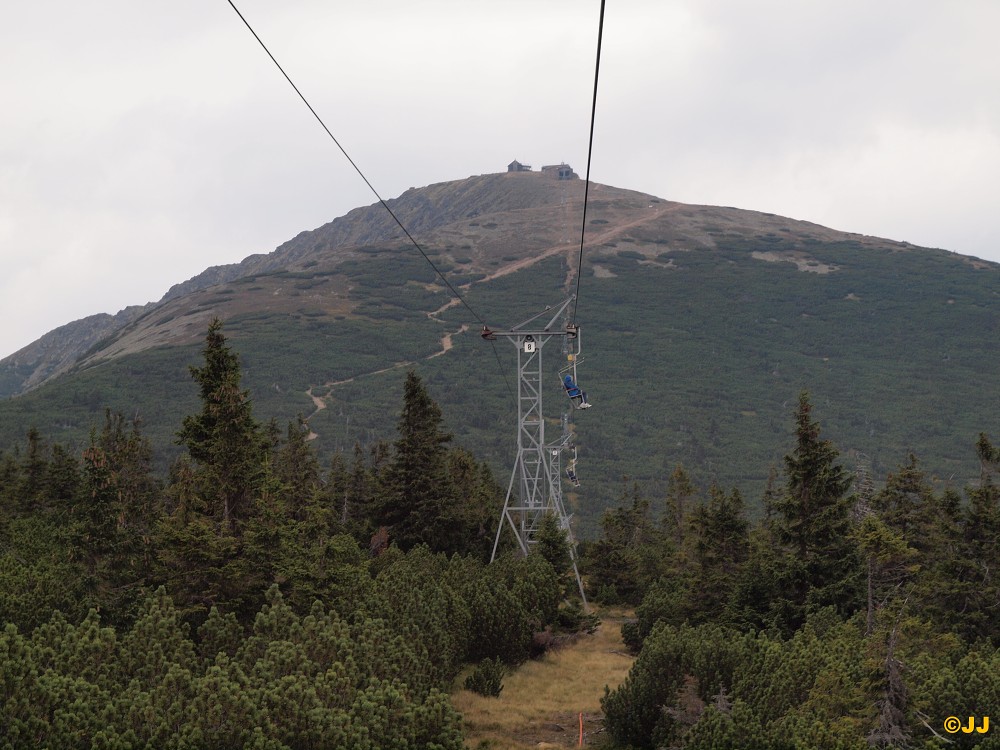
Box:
(482, 297), (587, 604)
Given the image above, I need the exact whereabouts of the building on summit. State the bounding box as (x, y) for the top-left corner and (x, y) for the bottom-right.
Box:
(541, 163), (578, 180)
(507, 160), (578, 179)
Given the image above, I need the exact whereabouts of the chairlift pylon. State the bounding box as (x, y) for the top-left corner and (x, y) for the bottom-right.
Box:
(481, 296), (588, 607)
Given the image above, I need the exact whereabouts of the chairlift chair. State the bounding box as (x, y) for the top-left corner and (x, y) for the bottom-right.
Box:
(565, 445), (581, 487)
(558, 324), (590, 409)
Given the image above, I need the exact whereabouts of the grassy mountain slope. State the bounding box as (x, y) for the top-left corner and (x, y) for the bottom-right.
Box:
(1, 171), (997, 534)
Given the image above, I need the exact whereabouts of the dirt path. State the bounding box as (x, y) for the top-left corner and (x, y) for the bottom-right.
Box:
(306, 386), (326, 413)
(302, 323), (470, 438)
(479, 203), (670, 292)
(301, 362), (412, 440)
(300, 206), (667, 438)
(429, 204), (671, 321)
(427, 324), (468, 359)
(452, 609), (635, 749)
(428, 296), (462, 320)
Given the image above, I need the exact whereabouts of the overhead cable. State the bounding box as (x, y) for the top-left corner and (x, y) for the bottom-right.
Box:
(572, 0), (606, 323)
(224, 0), (515, 399)
(225, 0), (486, 328)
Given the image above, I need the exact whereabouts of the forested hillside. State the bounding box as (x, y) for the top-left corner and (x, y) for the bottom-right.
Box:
(4, 319), (999, 748)
(1, 172), (997, 533)
(0, 322), (594, 748)
(585, 394), (1000, 749)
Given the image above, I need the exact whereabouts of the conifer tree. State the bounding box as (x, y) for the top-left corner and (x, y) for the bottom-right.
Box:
(690, 485), (750, 622)
(324, 450), (350, 527)
(914, 486), (966, 629)
(853, 512), (916, 636)
(866, 618), (911, 748)
(159, 320), (268, 622)
(175, 318), (266, 533)
(0, 449), (20, 523)
(156, 461), (242, 622)
(76, 411), (159, 623)
(335, 442), (373, 540)
(866, 455), (964, 634)
(77, 441), (127, 608)
(724, 526), (784, 632)
(534, 511), (572, 579)
(272, 416), (322, 523)
(376, 371), (454, 551)
(663, 464), (697, 551)
(770, 392), (861, 630)
(45, 443), (81, 515)
(872, 454), (940, 562)
(960, 433), (1000, 641)
(18, 427), (49, 514)
(444, 447), (504, 560)
(586, 479), (664, 605)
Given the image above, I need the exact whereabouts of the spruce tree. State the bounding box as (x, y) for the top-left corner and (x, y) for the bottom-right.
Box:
(45, 443), (81, 516)
(175, 318), (265, 533)
(18, 427), (49, 514)
(960, 433), (1000, 641)
(444, 447), (504, 560)
(868, 455), (965, 635)
(690, 485), (750, 623)
(76, 412), (159, 620)
(586, 479), (664, 605)
(344, 443), (373, 537)
(872, 454), (935, 542)
(662, 464), (697, 551)
(914, 486), (966, 632)
(852, 512), (915, 636)
(323, 450), (350, 527)
(159, 320), (268, 622)
(0, 449), (20, 523)
(771, 392), (862, 630)
(534, 511), (572, 579)
(376, 371), (454, 551)
(272, 416), (322, 523)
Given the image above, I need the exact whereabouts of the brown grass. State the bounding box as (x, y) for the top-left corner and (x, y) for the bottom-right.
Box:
(452, 608), (635, 749)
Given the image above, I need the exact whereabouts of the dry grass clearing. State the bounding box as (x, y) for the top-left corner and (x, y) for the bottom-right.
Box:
(452, 609), (635, 749)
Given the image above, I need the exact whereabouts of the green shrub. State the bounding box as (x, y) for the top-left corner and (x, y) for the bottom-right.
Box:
(555, 599), (601, 635)
(594, 583), (620, 606)
(464, 657), (505, 697)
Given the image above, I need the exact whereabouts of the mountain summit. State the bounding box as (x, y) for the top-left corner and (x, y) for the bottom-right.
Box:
(1, 170), (997, 528)
(0, 170), (924, 396)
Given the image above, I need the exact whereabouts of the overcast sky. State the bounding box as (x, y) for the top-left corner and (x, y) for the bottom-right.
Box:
(2, 0), (998, 359)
